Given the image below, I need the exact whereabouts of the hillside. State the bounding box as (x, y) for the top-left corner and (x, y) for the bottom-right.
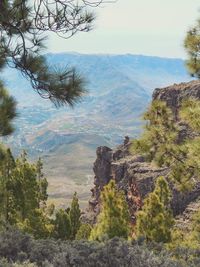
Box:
(87, 80), (200, 226)
(1, 53), (191, 207)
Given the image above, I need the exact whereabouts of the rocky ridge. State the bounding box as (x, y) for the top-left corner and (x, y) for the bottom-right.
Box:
(88, 80), (200, 223)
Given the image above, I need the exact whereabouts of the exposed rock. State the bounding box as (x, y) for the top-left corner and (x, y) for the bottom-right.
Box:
(153, 80), (200, 119)
(88, 142), (200, 223)
(93, 146), (112, 188)
(175, 197), (200, 232)
(154, 80), (200, 142)
(87, 81), (200, 224)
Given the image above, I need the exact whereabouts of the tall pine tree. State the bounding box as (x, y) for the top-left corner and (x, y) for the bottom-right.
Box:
(69, 192), (81, 240)
(53, 208), (71, 240)
(90, 179), (130, 241)
(0, 148), (16, 227)
(0, 149), (52, 237)
(136, 176), (174, 243)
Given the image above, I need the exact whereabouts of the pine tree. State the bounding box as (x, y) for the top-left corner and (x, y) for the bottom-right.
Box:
(14, 154), (53, 238)
(0, 148), (16, 227)
(0, 149), (53, 236)
(131, 100), (178, 167)
(0, 83), (16, 137)
(170, 99), (200, 190)
(12, 151), (40, 221)
(69, 192), (81, 240)
(19, 208), (54, 239)
(36, 158), (48, 206)
(0, 0), (110, 107)
(184, 18), (200, 78)
(76, 223), (92, 240)
(136, 176), (174, 243)
(90, 179), (130, 241)
(180, 98), (200, 133)
(130, 98), (200, 191)
(53, 208), (71, 240)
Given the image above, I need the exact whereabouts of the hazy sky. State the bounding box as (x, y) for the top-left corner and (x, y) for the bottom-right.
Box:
(48, 0), (200, 58)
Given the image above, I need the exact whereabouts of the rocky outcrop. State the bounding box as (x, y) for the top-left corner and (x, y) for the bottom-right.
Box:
(89, 141), (200, 223)
(88, 80), (200, 223)
(175, 198), (200, 232)
(153, 80), (200, 142)
(153, 80), (200, 119)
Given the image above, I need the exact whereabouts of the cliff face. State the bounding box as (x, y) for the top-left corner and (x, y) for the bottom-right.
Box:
(88, 81), (200, 222)
(153, 80), (200, 118)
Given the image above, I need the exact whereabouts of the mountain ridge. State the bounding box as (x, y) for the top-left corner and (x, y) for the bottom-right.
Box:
(0, 52), (192, 207)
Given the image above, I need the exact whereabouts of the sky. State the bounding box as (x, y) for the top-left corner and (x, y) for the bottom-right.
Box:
(48, 0), (200, 59)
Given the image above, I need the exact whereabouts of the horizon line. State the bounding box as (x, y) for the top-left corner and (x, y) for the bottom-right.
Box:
(45, 51), (186, 61)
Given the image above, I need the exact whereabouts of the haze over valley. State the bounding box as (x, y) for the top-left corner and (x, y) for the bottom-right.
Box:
(1, 52), (191, 207)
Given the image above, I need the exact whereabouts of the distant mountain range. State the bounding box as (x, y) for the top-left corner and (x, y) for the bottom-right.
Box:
(0, 53), (192, 207)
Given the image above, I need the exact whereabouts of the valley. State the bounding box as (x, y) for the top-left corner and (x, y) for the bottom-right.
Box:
(0, 53), (191, 207)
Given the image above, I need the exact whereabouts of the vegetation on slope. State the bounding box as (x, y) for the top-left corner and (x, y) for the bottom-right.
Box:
(2, 2), (200, 266)
(0, 229), (199, 267)
(2, 92), (200, 265)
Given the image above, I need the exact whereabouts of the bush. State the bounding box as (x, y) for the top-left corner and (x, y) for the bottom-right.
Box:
(0, 228), (32, 262)
(0, 229), (199, 266)
(12, 261), (38, 267)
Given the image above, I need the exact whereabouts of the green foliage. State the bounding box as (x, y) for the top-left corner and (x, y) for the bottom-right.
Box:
(90, 179), (130, 241)
(168, 208), (200, 260)
(184, 18), (200, 78)
(69, 192), (81, 240)
(36, 158), (48, 204)
(170, 99), (200, 190)
(131, 100), (178, 166)
(191, 209), (200, 244)
(13, 152), (42, 221)
(53, 208), (71, 240)
(0, 83), (16, 136)
(180, 98), (200, 132)
(173, 209), (200, 250)
(130, 98), (200, 191)
(0, 229), (196, 267)
(0, 147), (83, 240)
(0, 0), (109, 106)
(53, 192), (81, 240)
(18, 208), (53, 239)
(136, 176), (174, 243)
(75, 223), (92, 240)
(0, 149), (53, 238)
(0, 148), (17, 226)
